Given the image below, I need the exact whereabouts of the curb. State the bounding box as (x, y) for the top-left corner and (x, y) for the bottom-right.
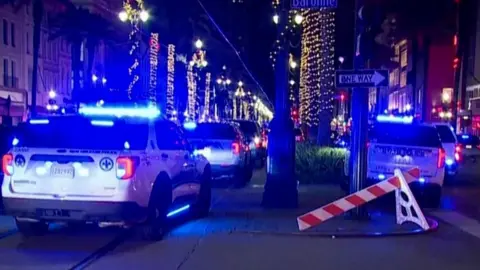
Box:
(230, 217), (438, 238)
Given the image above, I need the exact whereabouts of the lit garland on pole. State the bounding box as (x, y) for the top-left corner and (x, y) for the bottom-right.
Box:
(148, 33), (159, 106)
(203, 72), (211, 120)
(166, 44), (175, 117)
(118, 0), (149, 102)
(186, 64), (196, 119)
(188, 41), (207, 120)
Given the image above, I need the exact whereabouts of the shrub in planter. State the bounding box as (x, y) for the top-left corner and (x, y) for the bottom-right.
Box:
(295, 142), (346, 184)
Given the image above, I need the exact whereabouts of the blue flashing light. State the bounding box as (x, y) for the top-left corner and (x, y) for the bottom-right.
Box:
(378, 174), (386, 180)
(183, 121), (197, 130)
(376, 115), (413, 124)
(446, 158), (454, 166)
(166, 204), (190, 218)
(12, 137), (19, 146)
(91, 120), (114, 127)
(124, 141), (130, 150)
(462, 135), (469, 139)
(339, 140), (346, 147)
(419, 177), (426, 183)
(29, 119), (49, 125)
(79, 106), (160, 118)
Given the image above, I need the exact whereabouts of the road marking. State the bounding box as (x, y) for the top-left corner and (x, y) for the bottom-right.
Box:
(431, 211), (480, 239)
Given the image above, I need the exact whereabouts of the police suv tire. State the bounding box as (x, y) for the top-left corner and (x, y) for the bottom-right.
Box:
(140, 175), (172, 241)
(15, 218), (49, 237)
(192, 167), (212, 218)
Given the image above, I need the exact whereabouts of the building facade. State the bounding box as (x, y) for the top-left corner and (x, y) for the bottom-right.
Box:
(0, 3), (72, 124)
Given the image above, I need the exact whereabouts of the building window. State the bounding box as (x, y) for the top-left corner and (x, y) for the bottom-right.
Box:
(26, 32), (30, 54)
(11, 61), (18, 88)
(400, 70), (407, 87)
(3, 58), (8, 87)
(400, 49), (408, 68)
(10, 23), (15, 47)
(2, 19), (8, 45)
(28, 68), (33, 90)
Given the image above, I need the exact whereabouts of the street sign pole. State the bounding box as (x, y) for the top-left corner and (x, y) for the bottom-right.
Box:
(350, 0), (369, 219)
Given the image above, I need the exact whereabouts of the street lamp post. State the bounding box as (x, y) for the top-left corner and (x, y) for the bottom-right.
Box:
(118, 0), (149, 102)
(262, 5), (298, 208)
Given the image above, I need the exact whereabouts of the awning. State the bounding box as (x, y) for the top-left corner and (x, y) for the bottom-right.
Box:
(0, 97), (25, 117)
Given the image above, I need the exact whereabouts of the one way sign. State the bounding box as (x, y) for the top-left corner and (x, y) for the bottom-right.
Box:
(335, 70), (389, 88)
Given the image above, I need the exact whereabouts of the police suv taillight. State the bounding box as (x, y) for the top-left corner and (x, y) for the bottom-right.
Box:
(116, 157), (135, 179)
(2, 153), (14, 176)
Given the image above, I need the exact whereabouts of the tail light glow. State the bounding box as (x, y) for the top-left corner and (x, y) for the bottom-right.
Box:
(455, 144), (462, 161)
(116, 157), (135, 179)
(254, 137), (261, 148)
(2, 154), (14, 176)
(437, 148), (446, 168)
(232, 142), (241, 155)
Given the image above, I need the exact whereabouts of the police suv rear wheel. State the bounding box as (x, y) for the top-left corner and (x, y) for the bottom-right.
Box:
(15, 218), (49, 237)
(140, 176), (172, 241)
(192, 168), (212, 218)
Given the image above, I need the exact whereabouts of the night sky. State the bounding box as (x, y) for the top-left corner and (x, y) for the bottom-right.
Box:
(147, 0), (354, 102)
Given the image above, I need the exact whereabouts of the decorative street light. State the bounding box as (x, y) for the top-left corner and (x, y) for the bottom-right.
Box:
(48, 90), (56, 99)
(273, 14), (279, 24)
(289, 60), (297, 69)
(195, 39), (203, 49)
(294, 14), (303, 25)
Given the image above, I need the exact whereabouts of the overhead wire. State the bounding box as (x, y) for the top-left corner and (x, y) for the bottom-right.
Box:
(194, 0), (274, 109)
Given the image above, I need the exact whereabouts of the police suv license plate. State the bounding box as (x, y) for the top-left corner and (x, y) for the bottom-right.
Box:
(50, 166), (74, 178)
(36, 209), (71, 218)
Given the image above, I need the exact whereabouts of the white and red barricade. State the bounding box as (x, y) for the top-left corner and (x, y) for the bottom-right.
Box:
(297, 168), (430, 231)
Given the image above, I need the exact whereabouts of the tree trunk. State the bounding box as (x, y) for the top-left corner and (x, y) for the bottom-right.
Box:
(31, 0), (43, 117)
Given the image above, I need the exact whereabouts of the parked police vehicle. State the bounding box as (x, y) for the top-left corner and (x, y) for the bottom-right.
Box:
(345, 115), (446, 208)
(233, 120), (266, 166)
(1, 107), (211, 239)
(183, 121), (253, 186)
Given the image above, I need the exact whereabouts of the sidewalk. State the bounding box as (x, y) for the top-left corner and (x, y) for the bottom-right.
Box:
(170, 184), (433, 238)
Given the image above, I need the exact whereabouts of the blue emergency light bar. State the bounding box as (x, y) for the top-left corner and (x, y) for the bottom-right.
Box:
(462, 135), (469, 139)
(183, 121), (197, 130)
(376, 115), (413, 124)
(79, 106), (160, 118)
(91, 120), (114, 127)
(29, 119), (49, 125)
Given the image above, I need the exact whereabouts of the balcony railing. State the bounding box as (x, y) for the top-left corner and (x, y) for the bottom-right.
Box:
(2, 76), (19, 88)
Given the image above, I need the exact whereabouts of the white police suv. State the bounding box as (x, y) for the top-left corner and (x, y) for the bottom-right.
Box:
(344, 116), (446, 208)
(1, 107), (211, 239)
(183, 121), (253, 186)
(367, 116), (446, 208)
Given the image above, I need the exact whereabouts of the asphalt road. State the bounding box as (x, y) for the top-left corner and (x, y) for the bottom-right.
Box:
(0, 165), (480, 270)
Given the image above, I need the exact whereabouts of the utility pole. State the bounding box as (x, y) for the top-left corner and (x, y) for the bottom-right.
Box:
(262, 1), (297, 208)
(349, 0), (369, 219)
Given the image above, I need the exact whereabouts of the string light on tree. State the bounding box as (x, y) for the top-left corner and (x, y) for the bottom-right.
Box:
(166, 44), (175, 117)
(118, 0), (149, 101)
(298, 9), (335, 127)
